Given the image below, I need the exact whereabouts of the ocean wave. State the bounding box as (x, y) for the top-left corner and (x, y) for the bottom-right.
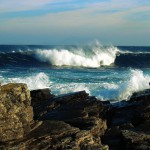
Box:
(0, 43), (150, 68)
(1, 72), (51, 90)
(35, 43), (118, 68)
(0, 69), (149, 101)
(119, 50), (150, 54)
(82, 69), (148, 101)
(117, 69), (150, 100)
(115, 53), (150, 67)
(47, 69), (150, 101)
(50, 83), (91, 95)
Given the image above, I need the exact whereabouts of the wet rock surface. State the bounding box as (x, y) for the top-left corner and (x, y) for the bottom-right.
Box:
(0, 83), (150, 150)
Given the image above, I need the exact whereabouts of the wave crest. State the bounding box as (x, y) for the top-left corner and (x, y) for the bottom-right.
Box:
(1, 72), (50, 90)
(35, 43), (119, 68)
(0, 43), (150, 68)
(118, 69), (150, 100)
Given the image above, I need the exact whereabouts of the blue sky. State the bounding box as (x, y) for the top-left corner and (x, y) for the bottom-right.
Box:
(0, 0), (150, 45)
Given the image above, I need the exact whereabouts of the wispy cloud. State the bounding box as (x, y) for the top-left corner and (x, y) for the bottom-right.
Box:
(0, 0), (105, 13)
(1, 0), (149, 20)
(0, 0), (69, 13)
(0, 0), (149, 45)
(0, 0), (106, 19)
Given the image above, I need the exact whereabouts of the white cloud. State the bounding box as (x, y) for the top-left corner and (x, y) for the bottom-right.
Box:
(0, 0), (149, 45)
(1, 2), (149, 32)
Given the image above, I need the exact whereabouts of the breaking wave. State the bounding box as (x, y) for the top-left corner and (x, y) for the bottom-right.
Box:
(35, 43), (118, 68)
(1, 72), (51, 90)
(95, 69), (150, 101)
(50, 69), (150, 101)
(117, 69), (150, 100)
(0, 43), (150, 68)
(0, 69), (149, 101)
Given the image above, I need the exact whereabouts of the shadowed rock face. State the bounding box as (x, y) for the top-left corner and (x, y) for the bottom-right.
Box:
(102, 89), (150, 150)
(30, 88), (55, 119)
(0, 83), (33, 142)
(29, 90), (108, 149)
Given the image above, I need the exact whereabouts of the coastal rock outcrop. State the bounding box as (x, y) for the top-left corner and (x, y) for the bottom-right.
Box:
(29, 90), (108, 149)
(0, 83), (149, 150)
(102, 89), (150, 150)
(0, 84), (109, 149)
(0, 83), (33, 142)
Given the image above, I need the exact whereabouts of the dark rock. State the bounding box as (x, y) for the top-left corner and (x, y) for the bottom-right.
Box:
(1, 119), (107, 149)
(30, 88), (54, 103)
(1, 83), (149, 150)
(130, 89), (150, 103)
(30, 88), (55, 119)
(121, 130), (150, 150)
(0, 85), (109, 149)
(102, 88), (150, 150)
(102, 100), (111, 105)
(119, 123), (134, 130)
(37, 91), (108, 148)
(53, 90), (89, 104)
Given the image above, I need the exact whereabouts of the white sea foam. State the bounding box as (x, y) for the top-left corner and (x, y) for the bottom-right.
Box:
(117, 69), (150, 100)
(50, 83), (91, 95)
(50, 82), (119, 100)
(82, 69), (150, 101)
(0, 69), (149, 102)
(35, 42), (119, 68)
(1, 72), (51, 90)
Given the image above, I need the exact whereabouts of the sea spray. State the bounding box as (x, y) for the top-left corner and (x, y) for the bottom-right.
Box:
(1, 72), (51, 90)
(117, 69), (150, 100)
(50, 83), (91, 95)
(35, 43), (119, 68)
(0, 44), (149, 102)
(0, 44), (150, 68)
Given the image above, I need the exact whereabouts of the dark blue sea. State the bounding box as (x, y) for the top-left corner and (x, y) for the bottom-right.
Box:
(0, 42), (150, 102)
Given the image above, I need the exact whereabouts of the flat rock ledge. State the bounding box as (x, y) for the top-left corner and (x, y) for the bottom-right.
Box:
(0, 83), (150, 150)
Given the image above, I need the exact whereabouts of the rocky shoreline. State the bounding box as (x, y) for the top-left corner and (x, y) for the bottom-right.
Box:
(0, 83), (150, 150)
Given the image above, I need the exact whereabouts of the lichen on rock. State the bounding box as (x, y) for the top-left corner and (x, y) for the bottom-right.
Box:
(0, 83), (33, 142)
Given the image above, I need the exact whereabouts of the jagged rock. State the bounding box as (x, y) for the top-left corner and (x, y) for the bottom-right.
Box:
(121, 130), (150, 150)
(39, 91), (108, 140)
(30, 88), (55, 119)
(31, 88), (54, 103)
(0, 83), (33, 142)
(130, 89), (150, 102)
(30, 90), (108, 149)
(1, 83), (149, 150)
(2, 120), (108, 150)
(0, 85), (108, 150)
(102, 89), (150, 150)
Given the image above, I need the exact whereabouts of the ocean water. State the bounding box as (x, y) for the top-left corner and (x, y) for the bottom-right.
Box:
(0, 42), (150, 102)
